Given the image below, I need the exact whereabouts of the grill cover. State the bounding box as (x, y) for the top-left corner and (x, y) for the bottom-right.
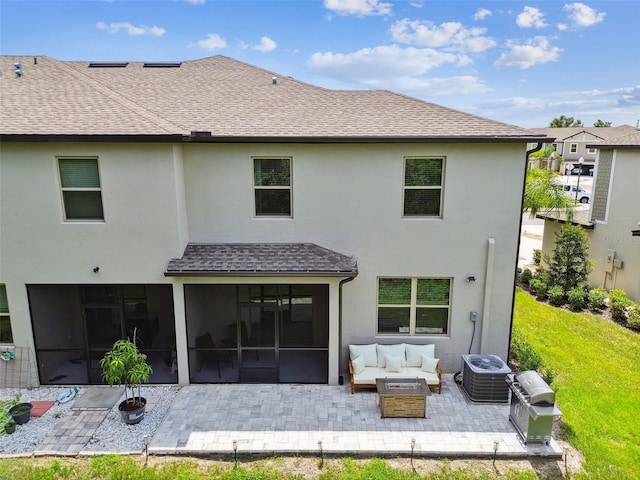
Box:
(515, 370), (555, 405)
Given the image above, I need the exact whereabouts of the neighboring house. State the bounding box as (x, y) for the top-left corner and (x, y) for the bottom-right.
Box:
(539, 131), (640, 301)
(0, 55), (550, 388)
(528, 126), (637, 174)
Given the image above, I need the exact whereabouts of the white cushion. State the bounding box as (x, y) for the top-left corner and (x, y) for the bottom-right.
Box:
(421, 355), (439, 373)
(351, 355), (365, 375)
(376, 344), (406, 368)
(385, 355), (402, 372)
(405, 344), (435, 367)
(349, 344), (378, 367)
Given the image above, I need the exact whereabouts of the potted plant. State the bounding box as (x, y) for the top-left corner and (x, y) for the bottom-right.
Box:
(1, 396), (19, 434)
(9, 402), (33, 425)
(99, 331), (153, 425)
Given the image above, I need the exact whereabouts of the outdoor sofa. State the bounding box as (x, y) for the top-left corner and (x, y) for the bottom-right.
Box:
(348, 343), (443, 394)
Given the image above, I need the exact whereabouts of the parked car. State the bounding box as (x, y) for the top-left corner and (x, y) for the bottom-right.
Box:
(561, 184), (591, 203)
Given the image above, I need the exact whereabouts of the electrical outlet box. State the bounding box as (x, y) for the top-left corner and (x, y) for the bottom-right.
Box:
(470, 311), (478, 322)
(605, 249), (616, 273)
(613, 258), (624, 269)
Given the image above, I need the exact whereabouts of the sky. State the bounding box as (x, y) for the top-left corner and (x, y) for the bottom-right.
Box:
(1, 0), (638, 129)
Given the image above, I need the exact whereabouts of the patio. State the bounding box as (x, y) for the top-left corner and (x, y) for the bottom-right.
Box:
(149, 374), (563, 458)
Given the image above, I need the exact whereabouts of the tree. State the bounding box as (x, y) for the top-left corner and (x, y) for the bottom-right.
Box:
(593, 119), (612, 127)
(528, 145), (560, 169)
(523, 167), (575, 220)
(549, 115), (583, 127)
(547, 224), (592, 294)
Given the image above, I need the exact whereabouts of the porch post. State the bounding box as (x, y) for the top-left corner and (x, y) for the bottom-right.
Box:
(171, 280), (189, 385)
(328, 280), (340, 385)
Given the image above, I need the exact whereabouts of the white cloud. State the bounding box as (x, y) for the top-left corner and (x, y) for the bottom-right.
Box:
(307, 45), (462, 83)
(380, 75), (491, 96)
(389, 19), (496, 53)
(563, 2), (605, 27)
(474, 8), (492, 21)
(323, 0), (392, 17)
(96, 22), (165, 37)
(557, 23), (569, 31)
(196, 33), (227, 50)
(494, 36), (561, 69)
(184, 0), (205, 4)
(250, 36), (277, 53)
(516, 6), (547, 28)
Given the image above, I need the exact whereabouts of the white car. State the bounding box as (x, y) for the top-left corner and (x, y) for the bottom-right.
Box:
(561, 184), (591, 203)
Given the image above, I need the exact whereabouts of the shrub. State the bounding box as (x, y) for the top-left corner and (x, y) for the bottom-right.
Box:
(520, 268), (533, 285)
(510, 330), (544, 372)
(609, 289), (631, 323)
(540, 366), (556, 386)
(548, 285), (565, 306)
(588, 287), (607, 310)
(529, 278), (548, 300)
(548, 225), (591, 293)
(568, 286), (587, 311)
(627, 304), (640, 330)
(533, 248), (541, 265)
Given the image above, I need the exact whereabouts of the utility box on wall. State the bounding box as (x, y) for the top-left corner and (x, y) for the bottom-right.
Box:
(605, 249), (616, 273)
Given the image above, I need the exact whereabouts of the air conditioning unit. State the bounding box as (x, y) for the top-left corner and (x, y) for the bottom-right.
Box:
(461, 354), (511, 403)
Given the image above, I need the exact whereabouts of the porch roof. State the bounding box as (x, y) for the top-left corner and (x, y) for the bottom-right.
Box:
(165, 242), (358, 277)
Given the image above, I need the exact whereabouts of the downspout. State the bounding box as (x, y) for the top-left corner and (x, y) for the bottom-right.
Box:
(507, 142), (543, 358)
(338, 275), (356, 386)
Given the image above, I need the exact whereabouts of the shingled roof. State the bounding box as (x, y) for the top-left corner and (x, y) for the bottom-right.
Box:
(0, 55), (548, 142)
(165, 243), (358, 277)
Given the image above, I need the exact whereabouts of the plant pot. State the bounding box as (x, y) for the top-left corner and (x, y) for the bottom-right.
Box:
(9, 402), (33, 425)
(5, 422), (16, 434)
(118, 397), (146, 425)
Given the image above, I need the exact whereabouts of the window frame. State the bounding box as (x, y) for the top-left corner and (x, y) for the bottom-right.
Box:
(0, 285), (13, 344)
(402, 156), (445, 218)
(252, 157), (293, 218)
(376, 277), (451, 336)
(57, 157), (104, 222)
(570, 143), (578, 153)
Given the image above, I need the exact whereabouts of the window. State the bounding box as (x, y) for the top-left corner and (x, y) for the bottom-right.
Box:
(377, 277), (451, 335)
(58, 158), (104, 221)
(403, 157), (444, 217)
(253, 158), (291, 217)
(552, 144), (558, 152)
(588, 147), (596, 154)
(0, 285), (13, 343)
(570, 143), (578, 153)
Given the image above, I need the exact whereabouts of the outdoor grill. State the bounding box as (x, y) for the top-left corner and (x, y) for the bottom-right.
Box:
(507, 370), (562, 444)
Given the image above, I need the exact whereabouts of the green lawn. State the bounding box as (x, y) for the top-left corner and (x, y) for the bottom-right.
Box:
(513, 288), (640, 479)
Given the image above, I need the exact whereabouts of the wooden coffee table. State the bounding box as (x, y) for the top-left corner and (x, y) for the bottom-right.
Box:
(376, 378), (431, 418)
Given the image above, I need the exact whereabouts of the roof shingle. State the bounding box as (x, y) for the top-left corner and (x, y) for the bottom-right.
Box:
(165, 243), (358, 277)
(1, 55), (546, 141)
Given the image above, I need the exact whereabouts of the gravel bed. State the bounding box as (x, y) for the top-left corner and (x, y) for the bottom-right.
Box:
(1, 385), (180, 455)
(85, 385), (180, 453)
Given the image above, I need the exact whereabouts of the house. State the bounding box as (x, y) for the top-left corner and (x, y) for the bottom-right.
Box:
(528, 126), (637, 173)
(0, 55), (550, 388)
(539, 131), (640, 301)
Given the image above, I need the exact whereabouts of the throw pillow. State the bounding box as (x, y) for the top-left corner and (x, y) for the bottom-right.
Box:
(349, 344), (378, 367)
(376, 344), (406, 368)
(421, 355), (439, 373)
(405, 344), (435, 367)
(385, 355), (402, 372)
(351, 355), (365, 375)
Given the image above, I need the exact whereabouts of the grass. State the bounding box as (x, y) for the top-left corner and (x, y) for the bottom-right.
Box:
(513, 288), (640, 480)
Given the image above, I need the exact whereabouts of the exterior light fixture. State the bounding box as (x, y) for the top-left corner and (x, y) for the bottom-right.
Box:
(318, 440), (324, 469)
(492, 440), (499, 467)
(410, 438), (416, 472)
(233, 439), (238, 468)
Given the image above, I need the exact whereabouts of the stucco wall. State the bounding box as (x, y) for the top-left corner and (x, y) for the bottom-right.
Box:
(1, 140), (527, 380)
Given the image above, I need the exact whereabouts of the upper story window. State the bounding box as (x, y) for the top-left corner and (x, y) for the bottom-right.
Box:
(588, 147), (596, 154)
(377, 277), (451, 335)
(570, 143), (578, 153)
(253, 157), (292, 217)
(58, 158), (104, 221)
(403, 157), (444, 217)
(0, 285), (13, 344)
